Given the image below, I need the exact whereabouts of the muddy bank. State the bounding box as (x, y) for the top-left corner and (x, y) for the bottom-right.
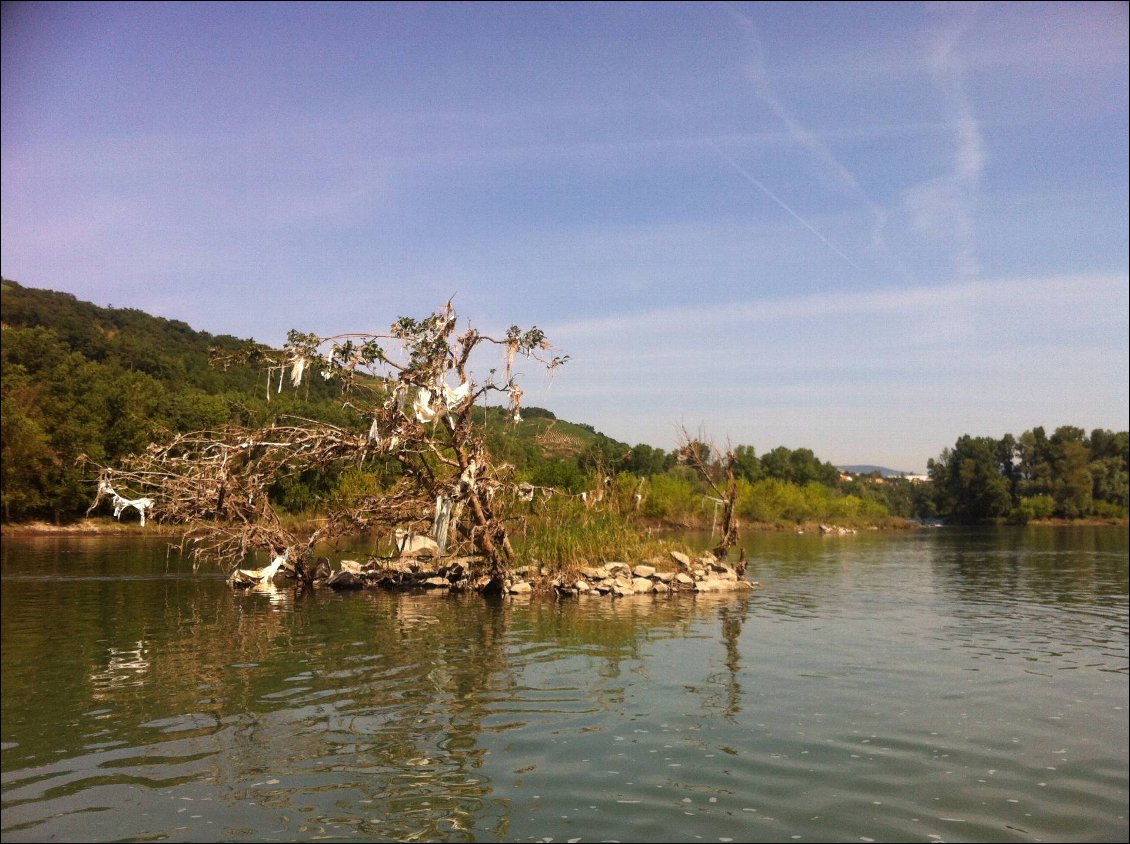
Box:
(0, 518), (181, 537)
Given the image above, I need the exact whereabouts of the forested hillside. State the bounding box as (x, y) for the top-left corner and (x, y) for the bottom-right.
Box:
(1, 280), (639, 521)
(1, 280), (349, 519)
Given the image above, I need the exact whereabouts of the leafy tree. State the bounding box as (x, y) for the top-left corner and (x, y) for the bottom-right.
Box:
(578, 434), (629, 475)
(623, 443), (672, 476)
(759, 445), (840, 486)
(929, 426), (1127, 522)
(528, 458), (586, 494)
(1088, 429), (1129, 513)
(1016, 426), (1055, 501)
(0, 367), (55, 521)
(732, 445), (762, 483)
(929, 435), (1012, 522)
(1050, 426), (1092, 518)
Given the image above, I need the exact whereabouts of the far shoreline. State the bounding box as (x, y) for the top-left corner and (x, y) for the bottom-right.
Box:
(2, 516), (1124, 539)
(0, 519), (182, 537)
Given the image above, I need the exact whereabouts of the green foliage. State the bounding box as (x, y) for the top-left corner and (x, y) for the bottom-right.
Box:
(639, 472), (699, 521)
(931, 426), (1128, 523)
(508, 495), (675, 571)
(623, 443), (672, 476)
(840, 475), (932, 519)
(719, 478), (888, 527)
(929, 435), (1014, 522)
(519, 406), (556, 421)
(578, 433), (628, 474)
(758, 446), (841, 486)
(333, 468), (387, 507)
(732, 445), (762, 483)
(0, 367), (55, 521)
(528, 458), (587, 494)
(1012, 495), (1056, 523)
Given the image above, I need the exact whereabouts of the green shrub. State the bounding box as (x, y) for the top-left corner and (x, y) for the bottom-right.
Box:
(640, 473), (698, 521)
(1018, 495), (1057, 521)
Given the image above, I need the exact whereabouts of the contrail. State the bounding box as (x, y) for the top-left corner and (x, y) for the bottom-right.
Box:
(549, 2), (864, 272)
(653, 93), (862, 272)
(720, 2), (879, 263)
(698, 133), (863, 271)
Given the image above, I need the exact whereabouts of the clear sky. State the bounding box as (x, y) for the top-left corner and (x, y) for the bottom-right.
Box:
(3, 2), (1127, 472)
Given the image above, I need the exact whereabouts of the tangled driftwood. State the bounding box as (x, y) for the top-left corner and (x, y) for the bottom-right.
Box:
(87, 302), (567, 591)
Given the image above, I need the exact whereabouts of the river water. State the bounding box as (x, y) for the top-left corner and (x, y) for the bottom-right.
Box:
(1, 527), (1126, 843)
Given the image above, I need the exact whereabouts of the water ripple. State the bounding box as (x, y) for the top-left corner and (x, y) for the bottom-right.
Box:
(2, 529), (1127, 842)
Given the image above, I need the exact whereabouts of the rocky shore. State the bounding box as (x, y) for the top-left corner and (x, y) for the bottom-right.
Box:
(317, 549), (757, 596)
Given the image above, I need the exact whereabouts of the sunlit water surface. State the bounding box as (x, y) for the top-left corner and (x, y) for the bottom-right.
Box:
(2, 527), (1127, 842)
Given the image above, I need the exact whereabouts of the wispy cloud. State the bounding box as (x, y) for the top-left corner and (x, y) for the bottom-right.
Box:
(549, 273), (1126, 341)
(648, 11), (865, 275)
(723, 4), (889, 251)
(905, 4), (986, 279)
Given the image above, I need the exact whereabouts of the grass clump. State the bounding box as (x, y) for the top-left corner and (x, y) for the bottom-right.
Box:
(508, 495), (680, 574)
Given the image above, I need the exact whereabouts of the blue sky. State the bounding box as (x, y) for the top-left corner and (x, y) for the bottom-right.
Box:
(3, 1), (1127, 471)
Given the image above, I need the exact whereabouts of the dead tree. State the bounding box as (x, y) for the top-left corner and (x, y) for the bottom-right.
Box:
(677, 427), (741, 560)
(87, 302), (566, 590)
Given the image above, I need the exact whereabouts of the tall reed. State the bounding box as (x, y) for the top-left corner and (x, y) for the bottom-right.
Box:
(507, 494), (677, 573)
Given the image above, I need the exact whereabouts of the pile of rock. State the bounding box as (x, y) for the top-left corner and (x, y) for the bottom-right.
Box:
(322, 556), (490, 592)
(316, 550), (758, 597)
(507, 550), (757, 597)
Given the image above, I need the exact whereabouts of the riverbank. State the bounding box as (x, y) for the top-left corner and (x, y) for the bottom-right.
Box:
(9, 515), (1123, 539)
(1, 515), (900, 536)
(0, 518), (181, 537)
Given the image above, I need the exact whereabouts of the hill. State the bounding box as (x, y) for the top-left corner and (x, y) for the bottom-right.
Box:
(0, 279), (627, 520)
(839, 464), (917, 478)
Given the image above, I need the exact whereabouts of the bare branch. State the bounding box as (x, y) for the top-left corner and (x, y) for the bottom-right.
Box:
(90, 303), (567, 588)
(676, 425), (741, 559)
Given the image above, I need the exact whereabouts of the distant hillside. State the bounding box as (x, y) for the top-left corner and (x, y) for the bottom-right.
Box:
(1, 279), (289, 397)
(839, 464), (917, 478)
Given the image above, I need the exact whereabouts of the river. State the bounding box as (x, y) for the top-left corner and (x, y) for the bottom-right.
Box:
(1, 526), (1126, 842)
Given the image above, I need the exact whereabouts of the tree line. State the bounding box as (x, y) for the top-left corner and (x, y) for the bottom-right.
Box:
(928, 427), (1128, 523)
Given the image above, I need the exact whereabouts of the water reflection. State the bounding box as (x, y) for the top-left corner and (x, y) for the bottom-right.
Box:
(717, 597), (749, 719)
(2, 534), (760, 841)
(89, 639), (152, 700)
(937, 526), (1129, 608)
